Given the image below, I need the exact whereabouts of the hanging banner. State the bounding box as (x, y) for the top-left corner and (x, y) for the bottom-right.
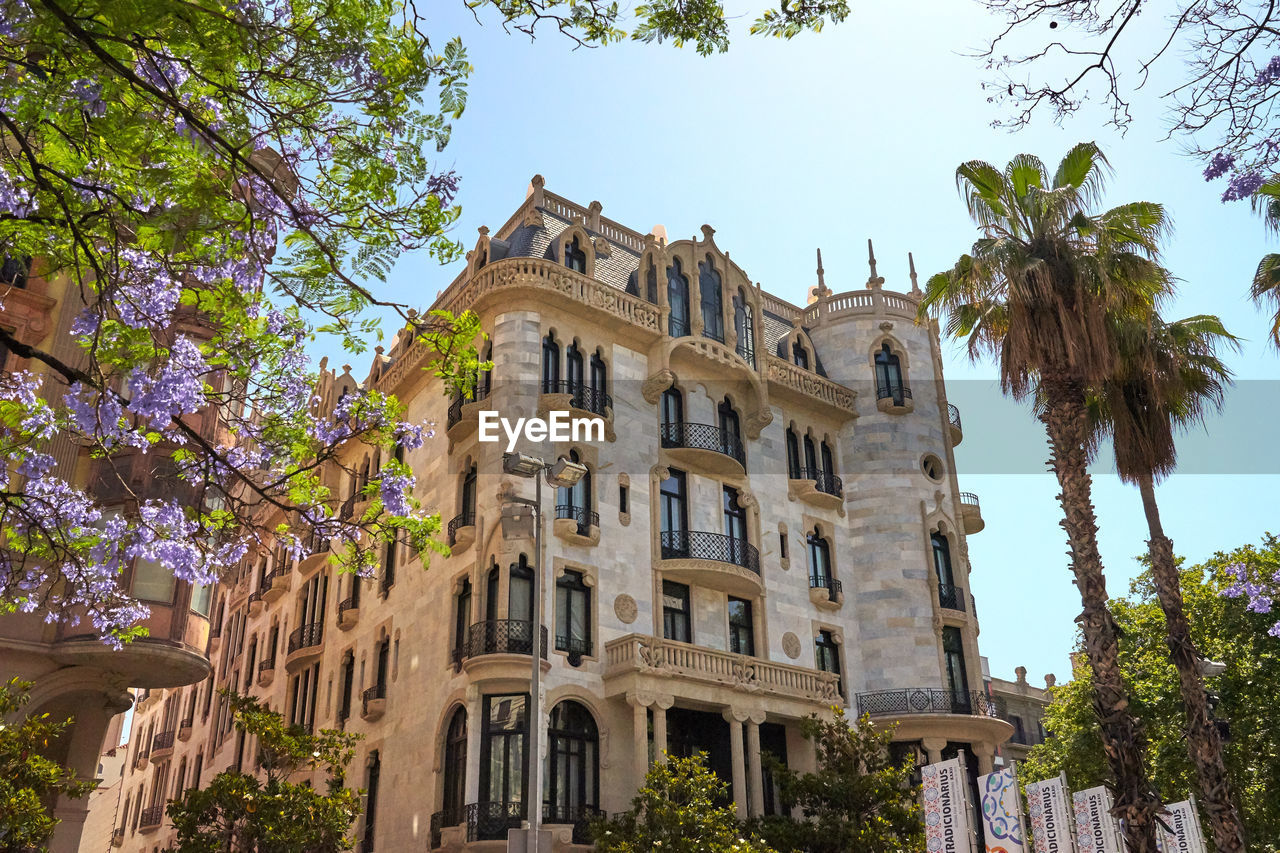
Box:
(978, 766), (1028, 853)
(922, 757), (973, 853)
(1026, 773), (1077, 853)
(1155, 800), (1207, 853)
(1072, 786), (1124, 853)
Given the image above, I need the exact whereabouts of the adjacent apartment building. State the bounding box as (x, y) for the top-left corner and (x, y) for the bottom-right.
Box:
(90, 176), (1014, 851)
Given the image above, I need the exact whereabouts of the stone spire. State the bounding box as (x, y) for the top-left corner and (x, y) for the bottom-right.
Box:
(908, 251), (921, 296)
(815, 248), (830, 296)
(866, 238), (885, 290)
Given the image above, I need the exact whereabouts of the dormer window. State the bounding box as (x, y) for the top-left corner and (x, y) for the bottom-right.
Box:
(699, 255), (724, 343)
(792, 339), (810, 370)
(875, 343), (905, 404)
(733, 287), (755, 366)
(667, 260), (690, 337)
(565, 236), (587, 273)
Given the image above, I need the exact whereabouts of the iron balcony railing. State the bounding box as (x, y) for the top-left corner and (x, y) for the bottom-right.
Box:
(855, 687), (1007, 719)
(669, 316), (691, 337)
(447, 510), (475, 546)
(937, 582), (966, 612)
(555, 504), (599, 535)
(735, 341), (756, 368)
(809, 574), (842, 601)
(543, 803), (606, 844)
(150, 730), (175, 753)
(793, 466), (843, 497)
(247, 589), (262, 607)
(430, 805), (465, 848)
(338, 594), (359, 620)
(948, 402), (962, 432)
(556, 634), (593, 666)
(138, 804), (164, 829)
(541, 380), (612, 417)
(660, 421), (745, 466)
(453, 619), (549, 666)
(876, 383), (912, 406)
(959, 491), (981, 509)
(287, 622), (324, 655)
(179, 719), (192, 737)
(465, 800), (525, 842)
(660, 529), (760, 576)
(446, 386), (489, 429)
(258, 656), (275, 674)
(362, 683), (385, 715)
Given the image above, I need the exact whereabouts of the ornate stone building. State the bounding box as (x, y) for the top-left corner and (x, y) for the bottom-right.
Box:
(987, 662), (1054, 765)
(94, 177), (1013, 851)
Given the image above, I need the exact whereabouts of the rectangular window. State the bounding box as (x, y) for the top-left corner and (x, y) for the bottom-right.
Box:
(190, 582), (212, 616)
(480, 694), (529, 806)
(942, 627), (970, 712)
(659, 471), (687, 535)
(555, 570), (592, 658)
(363, 751), (381, 851)
(728, 597), (754, 656)
(618, 484), (628, 515)
(779, 532), (788, 561)
(381, 538), (397, 593)
(662, 581), (691, 644)
(131, 558), (175, 603)
(815, 629), (843, 696)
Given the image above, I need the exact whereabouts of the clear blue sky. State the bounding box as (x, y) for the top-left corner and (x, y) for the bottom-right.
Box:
(341, 1), (1280, 685)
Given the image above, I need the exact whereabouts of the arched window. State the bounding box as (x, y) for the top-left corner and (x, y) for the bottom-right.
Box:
(717, 397), (743, 462)
(338, 650), (354, 724)
(820, 440), (835, 475)
(546, 701), (599, 820)
(660, 387), (683, 428)
(485, 562), (500, 622)
(699, 255), (724, 342)
(722, 486), (747, 544)
(803, 434), (818, 472)
(565, 236), (587, 273)
(667, 259), (690, 337)
(479, 341), (493, 398)
(442, 707), (468, 820)
(645, 263), (658, 303)
(785, 428), (801, 479)
(453, 579), (472, 665)
(510, 554), (533, 625)
(542, 333), (561, 393)
(874, 343), (905, 404)
(733, 287), (755, 365)
(566, 342), (584, 392)
(792, 339), (810, 370)
(556, 450), (592, 535)
(932, 532), (956, 601)
(589, 351), (607, 396)
(807, 528), (835, 600)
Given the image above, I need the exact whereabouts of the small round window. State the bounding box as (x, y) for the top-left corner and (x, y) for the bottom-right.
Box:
(922, 454), (945, 482)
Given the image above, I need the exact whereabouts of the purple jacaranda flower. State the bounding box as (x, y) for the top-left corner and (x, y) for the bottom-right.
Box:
(380, 470), (415, 516)
(1222, 171), (1265, 202)
(126, 336), (207, 421)
(1203, 152), (1236, 181)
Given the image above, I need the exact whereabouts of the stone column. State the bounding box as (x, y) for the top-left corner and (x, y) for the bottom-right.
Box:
(627, 693), (650, 792)
(745, 711), (766, 818)
(464, 688), (483, 803)
(651, 695), (673, 764)
(723, 709), (748, 820)
(975, 742), (994, 775)
(922, 736), (947, 766)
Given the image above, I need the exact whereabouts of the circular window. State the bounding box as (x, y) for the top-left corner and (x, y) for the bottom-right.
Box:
(922, 454), (945, 482)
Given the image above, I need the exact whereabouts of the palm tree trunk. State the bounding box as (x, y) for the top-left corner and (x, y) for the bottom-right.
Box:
(1042, 378), (1160, 851)
(1137, 474), (1246, 851)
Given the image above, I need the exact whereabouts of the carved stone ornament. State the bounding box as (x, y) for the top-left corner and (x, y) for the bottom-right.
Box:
(614, 594), (638, 624)
(781, 632), (802, 659)
(879, 321), (894, 332)
(642, 369), (676, 404)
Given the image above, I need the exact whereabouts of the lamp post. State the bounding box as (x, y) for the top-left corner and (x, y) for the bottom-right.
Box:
(501, 452), (587, 853)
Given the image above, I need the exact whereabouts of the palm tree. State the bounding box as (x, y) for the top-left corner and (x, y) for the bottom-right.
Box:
(1090, 312), (1246, 851)
(920, 142), (1166, 850)
(1249, 179), (1280, 346)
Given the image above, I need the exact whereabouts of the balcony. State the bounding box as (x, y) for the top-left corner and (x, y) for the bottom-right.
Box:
(260, 566), (291, 603)
(540, 380), (612, 418)
(938, 582), (966, 613)
(659, 530), (761, 596)
(337, 595), (360, 631)
(553, 504), (600, 546)
(247, 589), (264, 617)
(177, 720), (192, 742)
(207, 625), (222, 654)
(361, 683), (386, 722)
(959, 492), (985, 534)
(856, 688), (1006, 720)
(948, 403), (963, 446)
(138, 804), (164, 832)
(465, 801), (525, 842)
(604, 634), (841, 716)
(150, 730), (175, 761)
(111, 827), (124, 847)
(446, 386), (489, 441)
(132, 750), (149, 770)
(285, 622), (324, 671)
(544, 804), (606, 845)
(454, 619), (549, 681)
(660, 421), (745, 476)
(876, 383), (914, 415)
(789, 466), (844, 510)
(257, 656), (276, 687)
(446, 510), (476, 551)
(556, 635), (593, 667)
(809, 574), (843, 610)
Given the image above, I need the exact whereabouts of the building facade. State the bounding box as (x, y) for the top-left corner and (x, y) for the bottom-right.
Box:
(987, 663), (1054, 765)
(94, 177), (1013, 851)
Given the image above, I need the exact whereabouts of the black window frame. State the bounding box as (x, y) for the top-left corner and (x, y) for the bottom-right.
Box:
(546, 701), (600, 818)
(565, 236), (587, 273)
(480, 693), (529, 806)
(699, 255), (724, 343)
(728, 597), (754, 657)
(815, 629), (843, 696)
(555, 570), (592, 660)
(662, 580), (691, 644)
(667, 259), (690, 337)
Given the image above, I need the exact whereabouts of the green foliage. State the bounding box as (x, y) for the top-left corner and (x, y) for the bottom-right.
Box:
(591, 752), (775, 853)
(1021, 537), (1280, 850)
(167, 691), (362, 853)
(749, 708), (923, 853)
(0, 678), (95, 852)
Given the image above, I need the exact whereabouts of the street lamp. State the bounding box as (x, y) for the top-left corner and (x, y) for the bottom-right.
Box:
(500, 451), (586, 853)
